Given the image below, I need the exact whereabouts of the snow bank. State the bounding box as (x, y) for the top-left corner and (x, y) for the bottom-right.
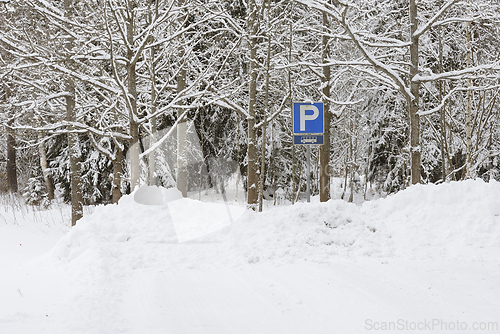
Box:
(232, 200), (391, 264)
(48, 180), (500, 272)
(363, 179), (500, 261)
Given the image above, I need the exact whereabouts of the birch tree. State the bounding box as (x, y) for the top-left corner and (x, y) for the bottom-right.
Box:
(295, 0), (500, 185)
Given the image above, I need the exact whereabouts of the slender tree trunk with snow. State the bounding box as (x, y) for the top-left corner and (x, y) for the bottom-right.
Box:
(288, 6), (295, 205)
(66, 84), (83, 225)
(38, 131), (54, 201)
(124, 0), (141, 191)
(465, 2), (472, 178)
(4, 84), (17, 193)
(438, 27), (448, 182)
(348, 117), (354, 203)
(409, 0), (421, 185)
(258, 112), (268, 211)
(112, 148), (123, 204)
(64, 0), (83, 225)
(176, 0), (188, 198)
(129, 121), (140, 191)
(341, 162), (348, 200)
(149, 118), (157, 186)
(176, 119), (188, 197)
(247, 0), (259, 209)
(258, 0), (272, 212)
(148, 1), (159, 187)
(319, 11), (331, 202)
(149, 63), (157, 186)
(6, 120), (17, 193)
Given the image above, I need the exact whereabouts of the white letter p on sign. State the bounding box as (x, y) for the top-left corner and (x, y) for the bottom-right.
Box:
(300, 105), (319, 131)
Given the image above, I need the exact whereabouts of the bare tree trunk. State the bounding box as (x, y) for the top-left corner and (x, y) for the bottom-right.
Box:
(66, 84), (83, 225)
(148, 0), (159, 187)
(272, 122), (276, 206)
(258, 111), (268, 211)
(112, 148), (123, 204)
(465, 1), (472, 178)
(320, 11), (331, 202)
(126, 1), (140, 191)
(129, 120), (140, 191)
(177, 120), (188, 197)
(288, 5), (295, 205)
(348, 170), (354, 203)
(348, 118), (354, 203)
(341, 162), (348, 200)
(258, 0), (271, 212)
(5, 85), (17, 193)
(149, 117), (157, 186)
(409, 0), (421, 185)
(176, 0), (188, 197)
(438, 27), (448, 183)
(64, 0), (82, 225)
(350, 111), (359, 202)
(6, 120), (17, 193)
(247, 0), (259, 209)
(38, 131), (54, 200)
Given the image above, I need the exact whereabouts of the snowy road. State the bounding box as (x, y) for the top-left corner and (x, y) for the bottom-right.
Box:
(115, 261), (500, 334)
(2, 180), (500, 333)
(3, 251), (499, 334)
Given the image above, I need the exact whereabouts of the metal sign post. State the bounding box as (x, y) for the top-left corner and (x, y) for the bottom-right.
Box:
(306, 145), (311, 202)
(293, 102), (324, 203)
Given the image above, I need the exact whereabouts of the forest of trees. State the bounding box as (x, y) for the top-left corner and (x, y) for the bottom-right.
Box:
(1, 0), (500, 223)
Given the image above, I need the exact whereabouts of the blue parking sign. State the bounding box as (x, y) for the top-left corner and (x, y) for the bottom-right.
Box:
(293, 102), (324, 134)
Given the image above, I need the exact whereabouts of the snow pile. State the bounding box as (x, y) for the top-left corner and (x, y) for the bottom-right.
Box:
(232, 200), (390, 264)
(363, 179), (500, 261)
(48, 180), (500, 272)
(4, 181), (500, 334)
(49, 193), (177, 269)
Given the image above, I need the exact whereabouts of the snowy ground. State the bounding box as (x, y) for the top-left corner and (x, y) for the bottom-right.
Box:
(1, 180), (500, 333)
